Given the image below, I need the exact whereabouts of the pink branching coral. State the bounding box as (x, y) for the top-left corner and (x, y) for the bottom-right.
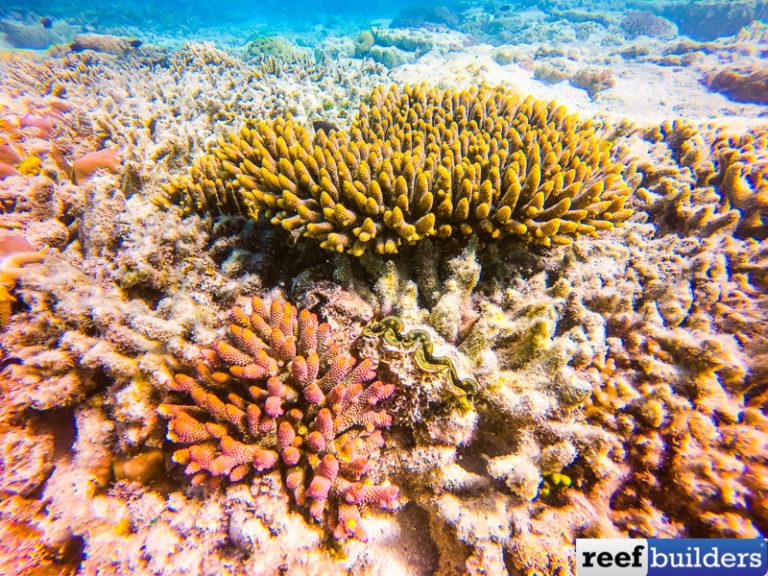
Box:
(159, 296), (398, 541)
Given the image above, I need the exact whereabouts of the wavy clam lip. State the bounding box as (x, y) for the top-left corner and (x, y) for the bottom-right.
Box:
(157, 84), (635, 255)
(363, 315), (478, 398)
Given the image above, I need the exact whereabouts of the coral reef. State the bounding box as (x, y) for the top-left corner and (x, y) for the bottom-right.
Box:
(460, 4), (577, 46)
(1, 253), (177, 433)
(340, 122), (767, 564)
(160, 296), (398, 541)
(159, 84), (635, 255)
(620, 10), (677, 41)
(578, 229), (768, 539)
(0, 37), (406, 574)
(353, 245), (622, 574)
(1, 10), (766, 575)
(658, 0), (768, 41)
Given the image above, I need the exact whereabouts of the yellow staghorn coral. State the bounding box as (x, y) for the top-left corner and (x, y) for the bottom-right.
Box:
(157, 153), (251, 218)
(158, 84), (635, 255)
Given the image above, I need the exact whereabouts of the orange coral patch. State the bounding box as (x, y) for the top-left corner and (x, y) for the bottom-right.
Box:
(0, 161), (17, 180)
(0, 144), (20, 165)
(71, 148), (120, 184)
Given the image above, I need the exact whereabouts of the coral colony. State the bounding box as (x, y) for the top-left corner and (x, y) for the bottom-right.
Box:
(156, 84), (634, 253)
(159, 297), (397, 541)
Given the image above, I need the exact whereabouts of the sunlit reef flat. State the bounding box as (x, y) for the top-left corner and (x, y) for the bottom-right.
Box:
(0, 1), (766, 575)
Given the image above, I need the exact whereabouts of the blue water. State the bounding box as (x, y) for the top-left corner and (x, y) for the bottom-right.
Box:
(2, 0), (765, 45)
(5, 0), (435, 27)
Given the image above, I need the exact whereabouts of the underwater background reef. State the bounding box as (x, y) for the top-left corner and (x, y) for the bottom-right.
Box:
(0, 1), (767, 575)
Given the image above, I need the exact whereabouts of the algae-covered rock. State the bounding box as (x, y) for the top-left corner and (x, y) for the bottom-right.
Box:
(71, 33), (142, 56)
(0, 19), (63, 49)
(534, 60), (573, 85)
(620, 10), (677, 40)
(569, 66), (615, 98)
(492, 49), (516, 65)
(658, 0), (768, 41)
(390, 5), (459, 29)
(245, 34), (313, 64)
(368, 45), (408, 68)
(353, 30), (374, 56)
(373, 28), (433, 52)
(352, 28), (433, 68)
(703, 64), (768, 105)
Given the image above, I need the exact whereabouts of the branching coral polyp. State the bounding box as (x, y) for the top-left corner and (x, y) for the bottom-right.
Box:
(159, 297), (398, 541)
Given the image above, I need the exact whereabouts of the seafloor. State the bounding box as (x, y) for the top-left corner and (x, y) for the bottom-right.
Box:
(0, 1), (766, 575)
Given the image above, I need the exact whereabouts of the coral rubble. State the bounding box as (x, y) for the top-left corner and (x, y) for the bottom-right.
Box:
(579, 229), (768, 539)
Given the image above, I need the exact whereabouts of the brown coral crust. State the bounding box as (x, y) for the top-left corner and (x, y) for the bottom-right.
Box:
(638, 120), (768, 241)
(703, 65), (768, 105)
(159, 84), (634, 254)
(569, 68), (616, 98)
